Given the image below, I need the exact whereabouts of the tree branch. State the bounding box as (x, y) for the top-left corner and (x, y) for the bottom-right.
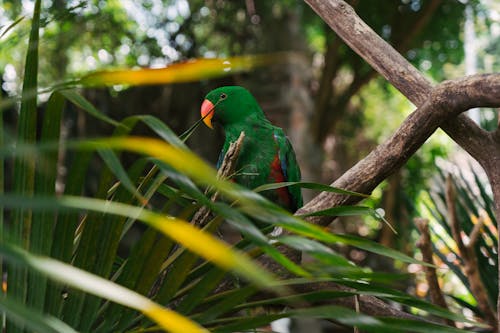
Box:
(303, 0), (500, 327)
(297, 74), (500, 225)
(303, 0), (493, 162)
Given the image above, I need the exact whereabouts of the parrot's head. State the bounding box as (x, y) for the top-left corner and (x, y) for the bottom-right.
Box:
(200, 86), (264, 129)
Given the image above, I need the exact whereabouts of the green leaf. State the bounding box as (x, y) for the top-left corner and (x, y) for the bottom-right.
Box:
(59, 90), (121, 127)
(97, 148), (147, 204)
(195, 286), (258, 324)
(176, 268), (228, 315)
(243, 203), (427, 266)
(0, 243), (208, 333)
(210, 305), (382, 332)
(298, 205), (374, 217)
(338, 280), (478, 325)
(27, 91), (65, 313)
(134, 115), (187, 148)
(254, 181), (369, 197)
(277, 235), (356, 268)
(0, 16), (25, 39)
(44, 150), (93, 317)
(210, 304), (468, 333)
(242, 289), (355, 309)
(0, 194), (280, 291)
(100, 227), (175, 332)
(8, 2), (41, 331)
(60, 121), (140, 329)
(378, 318), (471, 333)
(0, 296), (77, 333)
(156, 250), (202, 305)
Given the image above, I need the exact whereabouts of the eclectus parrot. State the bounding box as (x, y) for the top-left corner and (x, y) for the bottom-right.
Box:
(200, 86), (303, 212)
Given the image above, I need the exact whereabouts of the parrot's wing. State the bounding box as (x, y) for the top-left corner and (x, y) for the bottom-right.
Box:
(274, 129), (303, 211)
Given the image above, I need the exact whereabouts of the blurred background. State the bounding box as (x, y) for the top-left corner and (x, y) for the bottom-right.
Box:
(1, 1), (499, 331)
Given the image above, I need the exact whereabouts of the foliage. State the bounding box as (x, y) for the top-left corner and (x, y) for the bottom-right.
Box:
(417, 167), (498, 327)
(0, 2), (488, 332)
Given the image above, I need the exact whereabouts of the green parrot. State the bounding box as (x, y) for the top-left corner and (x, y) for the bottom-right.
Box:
(200, 86), (303, 212)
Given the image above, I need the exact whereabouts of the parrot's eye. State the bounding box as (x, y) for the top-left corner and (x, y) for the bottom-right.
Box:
(219, 93), (227, 100)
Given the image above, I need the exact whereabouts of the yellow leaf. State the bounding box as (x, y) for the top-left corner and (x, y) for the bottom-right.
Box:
(80, 53), (291, 87)
(143, 304), (209, 333)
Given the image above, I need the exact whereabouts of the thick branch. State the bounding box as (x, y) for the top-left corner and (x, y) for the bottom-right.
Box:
(303, 0), (494, 167)
(297, 74), (500, 224)
(297, 0), (500, 326)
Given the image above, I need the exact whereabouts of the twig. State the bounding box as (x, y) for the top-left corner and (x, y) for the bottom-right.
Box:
(445, 175), (497, 330)
(191, 131), (245, 228)
(415, 217), (454, 327)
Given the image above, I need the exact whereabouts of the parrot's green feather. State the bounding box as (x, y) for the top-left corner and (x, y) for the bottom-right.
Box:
(204, 86), (303, 212)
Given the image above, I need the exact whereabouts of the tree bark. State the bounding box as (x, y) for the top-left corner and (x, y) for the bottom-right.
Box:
(302, 0), (500, 328)
(297, 74), (500, 223)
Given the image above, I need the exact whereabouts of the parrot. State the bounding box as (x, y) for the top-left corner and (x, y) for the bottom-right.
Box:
(200, 86), (303, 213)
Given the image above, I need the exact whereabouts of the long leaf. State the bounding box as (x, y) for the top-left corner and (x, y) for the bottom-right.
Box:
(209, 305), (383, 333)
(79, 53), (290, 87)
(78, 156), (155, 331)
(60, 117), (137, 328)
(99, 228), (174, 332)
(27, 91), (64, 312)
(97, 148), (147, 204)
(8, 1), (41, 332)
(0, 16), (25, 39)
(209, 305), (467, 333)
(0, 296), (77, 333)
(194, 286), (258, 323)
(175, 268), (228, 315)
(45, 150), (93, 317)
(0, 194), (279, 291)
(59, 90), (121, 127)
(0, 243), (208, 333)
(254, 181), (369, 197)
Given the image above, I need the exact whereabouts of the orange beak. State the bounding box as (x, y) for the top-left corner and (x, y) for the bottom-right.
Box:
(200, 99), (215, 129)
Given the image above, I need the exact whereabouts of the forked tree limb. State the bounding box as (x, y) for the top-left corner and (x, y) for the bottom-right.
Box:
(296, 74), (500, 223)
(301, 0), (499, 217)
(286, 74), (500, 322)
(203, 76), (500, 321)
(298, 0), (500, 326)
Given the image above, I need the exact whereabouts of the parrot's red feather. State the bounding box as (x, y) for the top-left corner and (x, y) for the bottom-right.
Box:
(269, 154), (291, 207)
